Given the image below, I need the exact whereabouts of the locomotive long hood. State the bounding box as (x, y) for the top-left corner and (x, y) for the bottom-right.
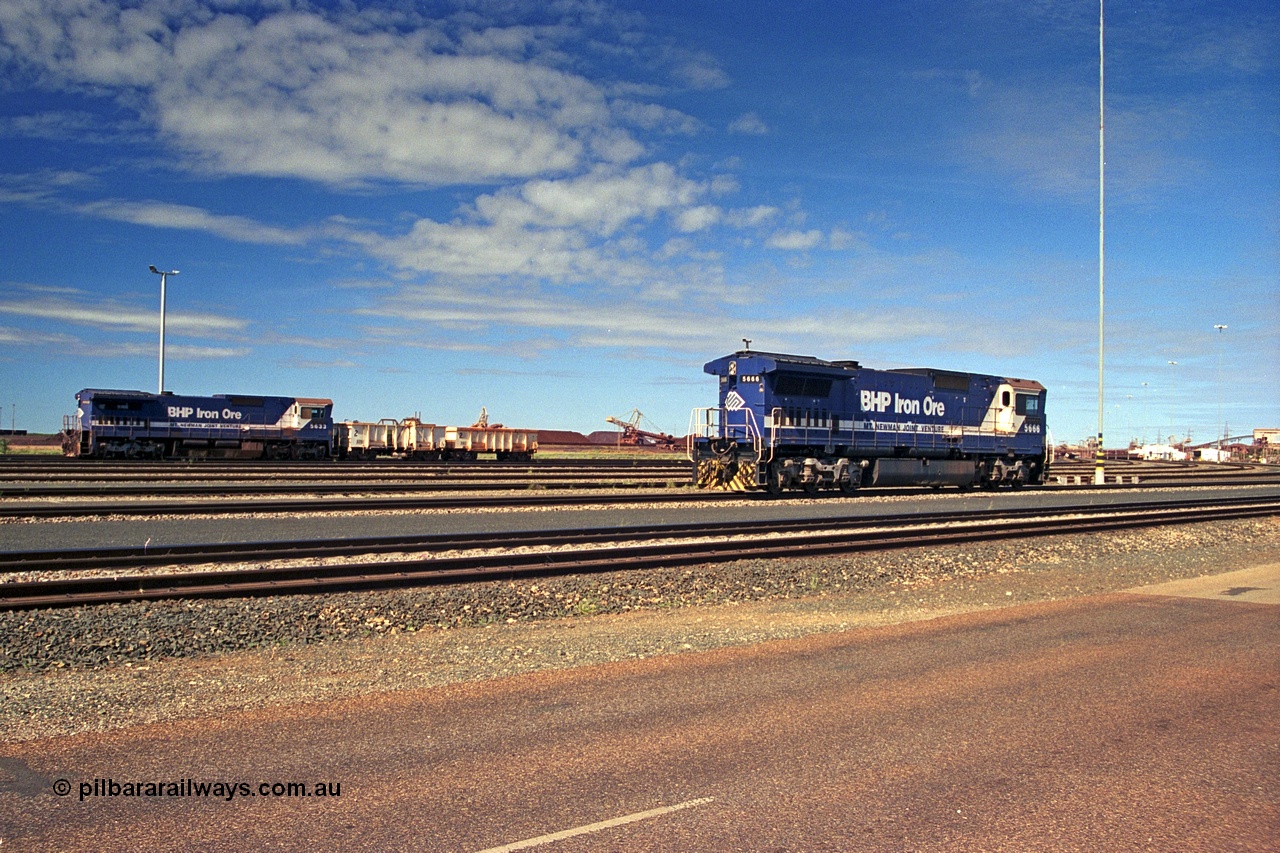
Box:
(704, 350), (859, 378)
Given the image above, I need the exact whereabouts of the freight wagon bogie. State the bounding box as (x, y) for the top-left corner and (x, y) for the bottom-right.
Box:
(689, 350), (1048, 495)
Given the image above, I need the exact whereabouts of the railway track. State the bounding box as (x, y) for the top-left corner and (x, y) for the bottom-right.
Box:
(4, 494), (1276, 610)
(0, 487), (726, 519)
(0, 457), (693, 503)
(4, 476), (1280, 520)
(0, 456), (685, 477)
(0, 476), (692, 500)
(0, 460), (689, 493)
(4, 459), (1275, 505)
(1048, 459), (1280, 486)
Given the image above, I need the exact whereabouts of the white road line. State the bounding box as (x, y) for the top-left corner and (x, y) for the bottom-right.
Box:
(473, 797), (715, 853)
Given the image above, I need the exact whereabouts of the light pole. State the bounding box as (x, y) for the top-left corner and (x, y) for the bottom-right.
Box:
(1167, 360), (1178, 446)
(1095, 0), (1107, 485)
(1140, 381), (1149, 446)
(149, 265), (179, 394)
(1215, 324), (1227, 455)
(1125, 394), (1133, 449)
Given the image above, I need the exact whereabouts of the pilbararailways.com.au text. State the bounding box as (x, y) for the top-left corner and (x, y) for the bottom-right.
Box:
(57, 778), (342, 802)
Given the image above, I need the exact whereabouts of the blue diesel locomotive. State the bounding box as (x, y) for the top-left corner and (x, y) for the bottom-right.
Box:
(62, 389), (334, 459)
(688, 349), (1048, 493)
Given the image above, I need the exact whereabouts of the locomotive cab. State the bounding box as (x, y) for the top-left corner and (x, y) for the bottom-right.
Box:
(982, 380), (1044, 436)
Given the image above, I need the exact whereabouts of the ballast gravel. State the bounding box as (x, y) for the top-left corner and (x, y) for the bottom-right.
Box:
(1, 516), (1278, 742)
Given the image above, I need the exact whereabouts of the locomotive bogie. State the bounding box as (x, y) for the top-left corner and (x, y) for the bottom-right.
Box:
(689, 350), (1049, 494)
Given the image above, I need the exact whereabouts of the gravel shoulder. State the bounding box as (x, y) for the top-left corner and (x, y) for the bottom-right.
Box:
(3, 516), (1278, 743)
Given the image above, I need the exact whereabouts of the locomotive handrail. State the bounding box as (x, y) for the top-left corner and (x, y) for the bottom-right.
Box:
(686, 407), (763, 461)
(768, 407), (782, 464)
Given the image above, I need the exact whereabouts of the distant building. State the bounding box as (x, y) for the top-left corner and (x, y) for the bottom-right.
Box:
(1136, 443), (1187, 462)
(1194, 447), (1231, 463)
(1255, 429), (1280, 464)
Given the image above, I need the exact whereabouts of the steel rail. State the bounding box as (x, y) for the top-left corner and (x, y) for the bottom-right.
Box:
(3, 495), (1276, 610)
(1, 494), (1272, 573)
(4, 475), (1280, 520)
(0, 457), (685, 476)
(7, 473), (1278, 502)
(9, 465), (1270, 485)
(0, 463), (690, 481)
(0, 488), (722, 519)
(0, 473), (692, 499)
(1050, 465), (1280, 484)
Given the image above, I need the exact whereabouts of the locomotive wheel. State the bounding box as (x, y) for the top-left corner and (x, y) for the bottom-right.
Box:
(766, 461), (788, 495)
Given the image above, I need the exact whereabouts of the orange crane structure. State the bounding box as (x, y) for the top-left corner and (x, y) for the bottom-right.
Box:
(605, 408), (679, 449)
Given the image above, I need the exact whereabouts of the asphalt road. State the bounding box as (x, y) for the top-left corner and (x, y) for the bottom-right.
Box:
(2, 566), (1276, 851)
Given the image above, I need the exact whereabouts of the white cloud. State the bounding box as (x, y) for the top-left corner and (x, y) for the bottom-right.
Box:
(612, 99), (703, 135)
(0, 325), (77, 347)
(362, 287), (727, 351)
(510, 163), (703, 236)
(671, 56), (731, 90)
(159, 21), (617, 184)
(0, 169), (99, 205)
(355, 281), (964, 360)
(766, 229), (824, 250)
(0, 1), (869, 364)
(148, 343), (251, 359)
(0, 110), (146, 143)
(355, 163), (708, 280)
(728, 112), (769, 135)
(827, 228), (867, 251)
(0, 0), (645, 186)
(0, 172), (319, 245)
(676, 205), (721, 233)
(77, 199), (312, 245)
(0, 292), (246, 335)
(726, 205), (780, 228)
(357, 218), (600, 281)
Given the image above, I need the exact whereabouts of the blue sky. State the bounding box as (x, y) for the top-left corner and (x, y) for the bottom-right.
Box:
(0, 0), (1276, 446)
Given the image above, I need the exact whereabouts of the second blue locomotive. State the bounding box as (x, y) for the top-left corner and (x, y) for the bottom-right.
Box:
(688, 349), (1048, 493)
(62, 389), (334, 459)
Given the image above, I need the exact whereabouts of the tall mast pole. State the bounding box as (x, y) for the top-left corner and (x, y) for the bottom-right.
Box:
(149, 265), (179, 394)
(1095, 0), (1107, 486)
